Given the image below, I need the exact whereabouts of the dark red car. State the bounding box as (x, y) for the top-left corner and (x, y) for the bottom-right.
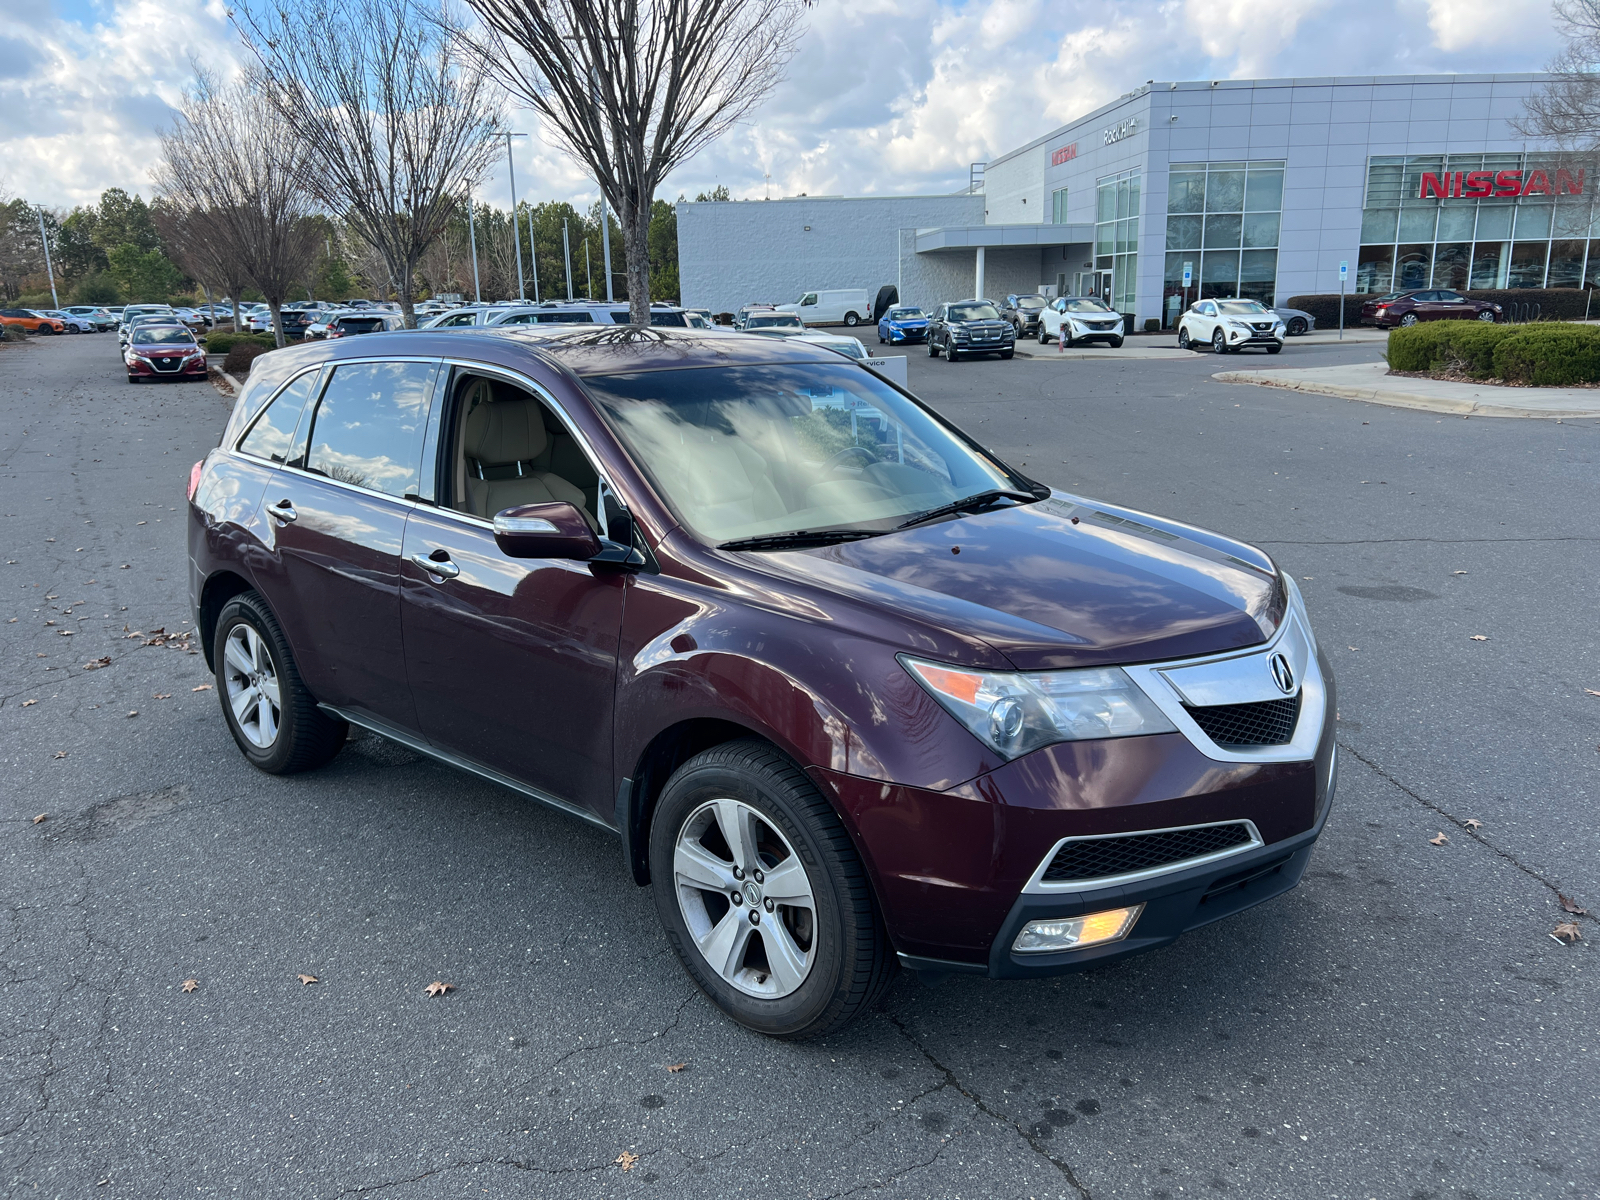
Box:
(126, 323), (209, 383)
(187, 328), (1335, 1038)
(1360, 289), (1501, 328)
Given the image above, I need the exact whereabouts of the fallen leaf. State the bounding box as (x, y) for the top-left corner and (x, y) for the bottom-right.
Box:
(297, 974), (319, 986)
(615, 1152), (639, 1172)
(1452, 570), (1468, 575)
(58, 629), (73, 636)
(33, 814), (46, 824)
(53, 751), (66, 759)
(181, 979), (199, 993)
(666, 1062), (688, 1073)
(1559, 894), (1587, 915)
(1585, 689), (1600, 699)
(424, 980), (455, 997)
(192, 684), (213, 692)
(137, 521), (147, 525)
(1464, 818), (1483, 830)
(21, 699), (37, 707)
(83, 656), (111, 670)
(1348, 645), (1359, 652)
(1429, 832), (1449, 846)
(126, 710), (138, 718)
(1551, 922), (1582, 945)
(119, 564), (130, 570)
(1468, 635), (1489, 642)
(153, 693), (171, 700)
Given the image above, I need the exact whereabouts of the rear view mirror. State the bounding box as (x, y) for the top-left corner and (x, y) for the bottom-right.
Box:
(492, 502), (601, 560)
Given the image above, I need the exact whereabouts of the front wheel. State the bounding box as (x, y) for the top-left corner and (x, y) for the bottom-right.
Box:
(1038, 325), (1049, 344)
(1000, 349), (1014, 359)
(1212, 328), (1228, 354)
(650, 740), (893, 1039)
(1109, 337), (1124, 349)
(1267, 344), (1282, 354)
(213, 591), (347, 774)
(1477, 311), (1497, 322)
(1177, 327), (1191, 350)
(945, 342), (960, 363)
(928, 339), (940, 357)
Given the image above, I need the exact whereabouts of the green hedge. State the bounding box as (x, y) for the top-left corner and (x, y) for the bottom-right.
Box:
(204, 331), (277, 354)
(222, 342), (276, 376)
(1287, 287), (1596, 329)
(1388, 320), (1600, 385)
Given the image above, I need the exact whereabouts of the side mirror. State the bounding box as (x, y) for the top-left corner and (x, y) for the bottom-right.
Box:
(492, 502), (601, 560)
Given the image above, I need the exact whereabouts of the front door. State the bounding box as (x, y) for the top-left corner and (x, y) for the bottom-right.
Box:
(1098, 270), (1114, 308)
(254, 358), (439, 731)
(399, 369), (625, 819)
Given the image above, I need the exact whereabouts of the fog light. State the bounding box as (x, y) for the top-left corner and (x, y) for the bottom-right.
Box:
(1012, 904), (1143, 954)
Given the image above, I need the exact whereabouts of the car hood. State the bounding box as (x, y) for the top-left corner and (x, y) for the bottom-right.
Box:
(748, 493), (1283, 670)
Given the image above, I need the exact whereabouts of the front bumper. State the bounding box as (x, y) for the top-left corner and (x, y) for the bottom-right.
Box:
(885, 326), (927, 342)
(128, 354), (207, 378)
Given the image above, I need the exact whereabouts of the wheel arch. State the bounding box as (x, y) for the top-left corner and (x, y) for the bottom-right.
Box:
(198, 569), (255, 670)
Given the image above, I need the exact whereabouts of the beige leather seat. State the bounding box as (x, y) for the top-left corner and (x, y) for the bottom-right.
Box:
(461, 386), (591, 521)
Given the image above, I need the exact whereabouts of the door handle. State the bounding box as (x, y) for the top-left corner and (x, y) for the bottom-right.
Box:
(268, 499), (297, 523)
(411, 551), (460, 579)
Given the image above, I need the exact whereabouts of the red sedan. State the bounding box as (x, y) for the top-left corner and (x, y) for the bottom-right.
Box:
(125, 324), (208, 383)
(1360, 289), (1501, 328)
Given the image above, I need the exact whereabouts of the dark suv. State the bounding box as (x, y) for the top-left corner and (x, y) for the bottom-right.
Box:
(188, 327), (1335, 1038)
(928, 299), (1017, 361)
(999, 293), (1048, 336)
(1360, 289), (1501, 327)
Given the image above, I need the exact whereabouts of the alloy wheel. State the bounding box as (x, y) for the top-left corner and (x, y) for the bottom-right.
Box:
(1178, 328), (1190, 349)
(673, 799), (817, 999)
(223, 623), (282, 749)
(1212, 328), (1227, 353)
(1400, 313), (1418, 326)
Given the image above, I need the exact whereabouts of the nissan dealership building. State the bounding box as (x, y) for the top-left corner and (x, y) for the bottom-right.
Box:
(678, 73), (1583, 330)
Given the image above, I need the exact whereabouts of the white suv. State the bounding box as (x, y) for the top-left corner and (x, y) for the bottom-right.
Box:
(1177, 299), (1285, 354)
(1037, 297), (1125, 348)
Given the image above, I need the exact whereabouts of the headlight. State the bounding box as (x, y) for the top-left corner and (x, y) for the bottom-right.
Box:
(902, 656), (1176, 759)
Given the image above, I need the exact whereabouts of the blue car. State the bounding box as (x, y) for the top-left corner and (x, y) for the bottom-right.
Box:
(877, 305), (929, 345)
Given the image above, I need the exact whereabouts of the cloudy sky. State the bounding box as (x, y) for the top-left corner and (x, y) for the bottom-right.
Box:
(0, 0), (1565, 215)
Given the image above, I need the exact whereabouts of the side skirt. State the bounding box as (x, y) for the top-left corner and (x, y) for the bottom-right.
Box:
(319, 704), (617, 835)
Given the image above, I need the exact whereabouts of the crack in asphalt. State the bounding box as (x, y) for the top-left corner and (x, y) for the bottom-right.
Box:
(885, 1012), (1092, 1199)
(1338, 739), (1596, 927)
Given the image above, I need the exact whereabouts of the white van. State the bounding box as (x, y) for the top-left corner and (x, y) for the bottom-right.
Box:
(775, 288), (872, 328)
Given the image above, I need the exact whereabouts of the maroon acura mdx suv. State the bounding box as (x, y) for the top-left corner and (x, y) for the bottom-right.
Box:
(187, 326), (1335, 1038)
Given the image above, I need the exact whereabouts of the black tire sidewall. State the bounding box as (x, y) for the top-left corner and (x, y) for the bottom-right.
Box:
(649, 751), (858, 1038)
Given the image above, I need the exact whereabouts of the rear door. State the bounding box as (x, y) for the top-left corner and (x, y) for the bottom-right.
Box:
(251, 357), (439, 731)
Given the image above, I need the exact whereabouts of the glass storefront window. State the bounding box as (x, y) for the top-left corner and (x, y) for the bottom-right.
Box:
(1166, 215), (1201, 251)
(1436, 206), (1476, 242)
(1361, 208), (1399, 243)
(1469, 242), (1505, 289)
(1095, 170), (1140, 315)
(1395, 245), (1433, 291)
(1357, 245), (1395, 293)
(1242, 213), (1280, 249)
(1206, 169), (1245, 213)
(1199, 250), (1240, 300)
(1432, 243), (1472, 291)
(1244, 169), (1284, 213)
(1547, 240), (1586, 288)
(1514, 205), (1553, 239)
(1168, 171), (1205, 214)
(1204, 213), (1242, 248)
(1097, 184), (1117, 223)
(1508, 242), (1549, 287)
(1398, 208), (1438, 242)
(1238, 250), (1277, 304)
(1474, 205), (1513, 241)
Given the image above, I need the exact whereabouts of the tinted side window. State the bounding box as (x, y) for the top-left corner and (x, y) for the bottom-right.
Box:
(239, 371), (320, 464)
(305, 361), (436, 496)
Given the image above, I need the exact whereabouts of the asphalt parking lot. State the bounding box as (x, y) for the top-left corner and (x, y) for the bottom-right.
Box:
(2, 332), (1595, 1199)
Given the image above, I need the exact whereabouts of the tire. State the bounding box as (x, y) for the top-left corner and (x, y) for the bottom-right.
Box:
(1000, 349), (1014, 359)
(878, 333), (885, 344)
(649, 739), (894, 1039)
(1212, 328), (1228, 354)
(1177, 327), (1191, 350)
(127, 375), (138, 384)
(1267, 344), (1282, 354)
(213, 590), (347, 774)
(1038, 325), (1049, 344)
(1287, 317), (1307, 336)
(1399, 313), (1419, 327)
(928, 339), (940, 357)
(945, 342), (960, 363)
(844, 312), (860, 327)
(1110, 337), (1124, 349)
(1477, 311), (1496, 322)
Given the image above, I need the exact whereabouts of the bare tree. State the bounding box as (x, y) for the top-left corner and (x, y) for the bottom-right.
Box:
(1515, 1), (1600, 146)
(156, 70), (322, 345)
(455, 0), (806, 324)
(236, 0), (503, 328)
(152, 201), (250, 332)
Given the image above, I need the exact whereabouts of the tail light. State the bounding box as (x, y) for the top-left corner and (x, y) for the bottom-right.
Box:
(188, 459), (205, 502)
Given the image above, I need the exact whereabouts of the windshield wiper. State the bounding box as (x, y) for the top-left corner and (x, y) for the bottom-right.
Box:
(718, 529), (882, 551)
(896, 489), (1037, 530)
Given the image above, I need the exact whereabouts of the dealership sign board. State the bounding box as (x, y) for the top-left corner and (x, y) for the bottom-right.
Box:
(1418, 168), (1586, 198)
(1051, 143), (1078, 166)
(1103, 118), (1138, 146)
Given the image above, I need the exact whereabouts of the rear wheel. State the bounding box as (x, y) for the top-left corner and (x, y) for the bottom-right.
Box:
(844, 312), (860, 327)
(1399, 313), (1419, 327)
(213, 591), (347, 774)
(650, 739), (893, 1038)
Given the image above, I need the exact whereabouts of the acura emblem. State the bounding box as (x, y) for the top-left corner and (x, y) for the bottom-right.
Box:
(1269, 653), (1295, 695)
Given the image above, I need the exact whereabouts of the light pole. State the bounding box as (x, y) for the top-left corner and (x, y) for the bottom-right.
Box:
(36, 209), (59, 309)
(503, 131), (530, 301)
(584, 239), (592, 299)
(563, 218), (573, 300)
(466, 194), (482, 303)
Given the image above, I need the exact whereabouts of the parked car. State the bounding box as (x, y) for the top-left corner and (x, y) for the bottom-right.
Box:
(1359, 289), (1501, 328)
(196, 304), (235, 326)
(790, 332), (873, 360)
(1000, 294), (1049, 336)
(740, 311), (806, 335)
(0, 308), (65, 334)
(171, 308), (209, 332)
(733, 303), (776, 330)
(32, 309), (94, 334)
(877, 306), (929, 345)
(928, 299), (1016, 361)
(775, 288), (872, 328)
(323, 311), (407, 338)
(187, 326), (1334, 1038)
(120, 313), (182, 347)
(1273, 306), (1316, 336)
(125, 324), (208, 383)
(1177, 299), (1285, 353)
(1037, 297), (1125, 348)
(684, 308), (714, 328)
(118, 304), (177, 336)
(63, 306), (118, 331)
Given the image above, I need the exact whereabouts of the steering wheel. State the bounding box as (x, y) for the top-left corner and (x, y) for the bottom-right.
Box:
(823, 445), (877, 474)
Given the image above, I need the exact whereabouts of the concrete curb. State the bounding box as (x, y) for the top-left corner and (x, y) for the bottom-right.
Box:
(1213, 363), (1600, 419)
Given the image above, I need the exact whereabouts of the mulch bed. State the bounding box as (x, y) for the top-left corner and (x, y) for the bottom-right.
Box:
(1386, 368), (1600, 390)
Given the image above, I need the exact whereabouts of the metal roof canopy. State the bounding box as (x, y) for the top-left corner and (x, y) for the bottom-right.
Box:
(914, 224), (1096, 253)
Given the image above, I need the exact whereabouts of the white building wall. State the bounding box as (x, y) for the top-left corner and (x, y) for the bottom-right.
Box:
(677, 194), (983, 315)
(983, 141), (1052, 225)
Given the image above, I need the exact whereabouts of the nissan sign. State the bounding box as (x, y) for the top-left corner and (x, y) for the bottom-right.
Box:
(1418, 168), (1586, 199)
(1051, 143), (1078, 166)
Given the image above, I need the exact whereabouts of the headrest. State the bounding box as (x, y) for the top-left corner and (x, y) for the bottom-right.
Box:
(462, 386), (549, 465)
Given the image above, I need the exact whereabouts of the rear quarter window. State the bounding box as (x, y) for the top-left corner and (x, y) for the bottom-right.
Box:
(237, 370), (322, 464)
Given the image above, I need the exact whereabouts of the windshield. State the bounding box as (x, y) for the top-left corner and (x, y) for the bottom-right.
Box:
(815, 339), (866, 359)
(584, 362), (1020, 544)
(133, 328), (194, 345)
(1013, 295), (1047, 309)
(746, 314), (802, 328)
(886, 308), (925, 320)
(1216, 300), (1270, 315)
(948, 303), (1000, 321)
(1060, 298), (1112, 313)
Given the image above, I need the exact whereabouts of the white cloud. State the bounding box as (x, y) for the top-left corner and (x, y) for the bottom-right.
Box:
(3, 0), (1562, 212)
